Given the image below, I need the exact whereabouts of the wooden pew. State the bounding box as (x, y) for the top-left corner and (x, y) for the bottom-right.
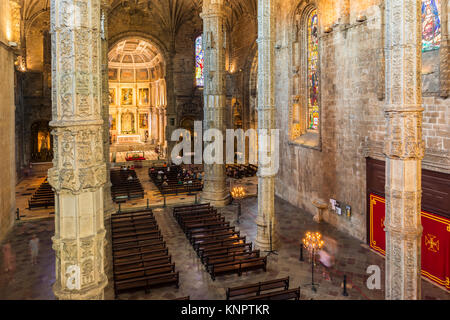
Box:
(195, 236), (247, 256)
(205, 250), (261, 270)
(226, 277), (290, 300)
(114, 272), (179, 297)
(188, 226), (237, 242)
(200, 243), (253, 264)
(209, 256), (267, 280)
(244, 287), (301, 300)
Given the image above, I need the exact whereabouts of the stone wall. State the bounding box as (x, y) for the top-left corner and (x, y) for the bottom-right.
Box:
(270, 0), (449, 242)
(0, 0), (16, 241)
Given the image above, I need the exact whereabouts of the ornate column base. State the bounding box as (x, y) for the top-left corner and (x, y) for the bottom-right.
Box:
(53, 276), (108, 300)
(255, 223), (279, 252)
(200, 191), (231, 207)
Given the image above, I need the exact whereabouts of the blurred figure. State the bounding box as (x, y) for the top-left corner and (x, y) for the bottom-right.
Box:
(29, 234), (40, 265)
(318, 235), (338, 281)
(2, 241), (13, 272)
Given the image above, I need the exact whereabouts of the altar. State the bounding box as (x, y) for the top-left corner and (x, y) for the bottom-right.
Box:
(117, 135), (141, 144)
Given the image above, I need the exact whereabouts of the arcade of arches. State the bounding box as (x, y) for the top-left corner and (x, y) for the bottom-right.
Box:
(0, 0), (448, 301)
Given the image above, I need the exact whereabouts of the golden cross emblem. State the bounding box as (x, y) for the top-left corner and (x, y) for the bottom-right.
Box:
(424, 234), (439, 253)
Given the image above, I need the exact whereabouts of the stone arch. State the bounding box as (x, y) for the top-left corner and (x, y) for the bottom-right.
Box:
(108, 31), (169, 74)
(30, 120), (52, 163)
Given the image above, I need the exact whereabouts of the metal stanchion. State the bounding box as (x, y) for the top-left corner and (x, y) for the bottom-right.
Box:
(299, 243), (304, 261)
(342, 275), (349, 296)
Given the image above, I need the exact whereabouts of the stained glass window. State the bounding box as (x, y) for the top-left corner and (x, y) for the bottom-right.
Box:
(422, 0), (441, 52)
(307, 9), (319, 131)
(195, 35), (204, 87)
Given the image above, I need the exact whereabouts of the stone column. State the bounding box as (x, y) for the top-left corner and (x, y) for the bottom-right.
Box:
(100, 2), (114, 217)
(384, 0), (424, 300)
(200, 0), (231, 207)
(118, 110), (122, 134)
(440, 0), (449, 98)
(255, 0), (277, 251)
(165, 51), (177, 162)
(49, 0), (108, 300)
(159, 107), (165, 147)
(155, 107), (160, 144)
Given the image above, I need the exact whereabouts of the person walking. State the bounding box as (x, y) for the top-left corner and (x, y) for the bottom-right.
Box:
(29, 234), (40, 265)
(2, 241), (13, 272)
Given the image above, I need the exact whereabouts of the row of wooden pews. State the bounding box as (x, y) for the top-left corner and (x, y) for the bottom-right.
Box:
(28, 178), (55, 209)
(149, 166), (203, 195)
(173, 203), (267, 281)
(226, 277), (301, 300)
(110, 168), (145, 203)
(111, 208), (180, 298)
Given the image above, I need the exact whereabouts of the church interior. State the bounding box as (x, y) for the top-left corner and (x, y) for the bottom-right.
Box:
(0, 0), (449, 302)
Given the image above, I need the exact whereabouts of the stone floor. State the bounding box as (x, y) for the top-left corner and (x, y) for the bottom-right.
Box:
(2, 169), (449, 300)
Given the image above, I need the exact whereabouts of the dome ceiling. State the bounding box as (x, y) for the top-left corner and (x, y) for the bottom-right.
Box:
(108, 39), (163, 69)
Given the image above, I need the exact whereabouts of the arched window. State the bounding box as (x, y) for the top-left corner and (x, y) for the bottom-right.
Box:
(290, 6), (321, 147)
(195, 35), (204, 87)
(422, 0), (441, 52)
(307, 9), (319, 131)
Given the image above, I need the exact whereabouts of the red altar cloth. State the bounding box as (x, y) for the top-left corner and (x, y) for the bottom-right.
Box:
(369, 193), (450, 291)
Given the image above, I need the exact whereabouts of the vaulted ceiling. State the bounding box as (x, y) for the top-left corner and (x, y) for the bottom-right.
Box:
(17, 0), (258, 30)
(108, 38), (163, 69)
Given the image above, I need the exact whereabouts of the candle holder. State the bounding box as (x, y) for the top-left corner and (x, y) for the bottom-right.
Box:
(302, 231), (324, 292)
(231, 186), (246, 224)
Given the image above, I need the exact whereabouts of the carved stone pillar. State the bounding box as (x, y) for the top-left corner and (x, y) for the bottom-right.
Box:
(100, 2), (114, 217)
(440, 0), (449, 98)
(49, 0), (108, 300)
(159, 107), (165, 147)
(165, 51), (177, 162)
(155, 107), (160, 144)
(200, 0), (231, 207)
(256, 0), (277, 251)
(150, 107), (155, 143)
(384, 0), (424, 300)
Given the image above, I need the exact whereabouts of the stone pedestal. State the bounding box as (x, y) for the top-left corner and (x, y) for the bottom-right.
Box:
(312, 199), (328, 223)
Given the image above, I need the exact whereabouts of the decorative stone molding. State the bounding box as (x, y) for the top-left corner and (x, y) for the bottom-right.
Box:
(384, 0), (424, 300)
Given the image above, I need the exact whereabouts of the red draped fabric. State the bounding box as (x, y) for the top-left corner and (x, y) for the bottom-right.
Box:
(369, 193), (450, 291)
